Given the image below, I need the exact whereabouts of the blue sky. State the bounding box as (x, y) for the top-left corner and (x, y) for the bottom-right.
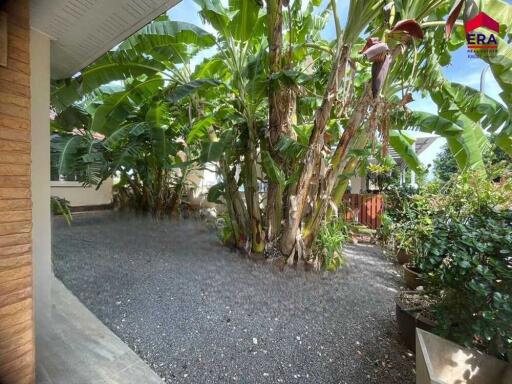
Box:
(168, 0), (510, 171)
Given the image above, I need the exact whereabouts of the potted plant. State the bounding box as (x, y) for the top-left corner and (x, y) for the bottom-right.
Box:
(394, 227), (414, 264)
(402, 262), (421, 289)
(395, 290), (436, 351)
(402, 249), (424, 289)
(396, 245), (412, 264)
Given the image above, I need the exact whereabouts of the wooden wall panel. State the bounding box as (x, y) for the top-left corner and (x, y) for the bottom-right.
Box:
(0, 0), (34, 383)
(341, 194), (384, 230)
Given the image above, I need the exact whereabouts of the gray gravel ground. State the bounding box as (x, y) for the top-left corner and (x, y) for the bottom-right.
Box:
(52, 211), (415, 384)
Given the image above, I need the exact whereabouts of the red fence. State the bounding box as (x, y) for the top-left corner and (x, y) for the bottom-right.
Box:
(341, 194), (383, 229)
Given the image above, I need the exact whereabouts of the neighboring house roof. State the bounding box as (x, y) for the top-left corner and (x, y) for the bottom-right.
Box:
(414, 135), (438, 156)
(31, 0), (181, 79)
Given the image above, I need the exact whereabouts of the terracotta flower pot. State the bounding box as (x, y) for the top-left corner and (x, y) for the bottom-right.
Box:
(396, 248), (411, 264)
(395, 292), (436, 352)
(403, 263), (421, 289)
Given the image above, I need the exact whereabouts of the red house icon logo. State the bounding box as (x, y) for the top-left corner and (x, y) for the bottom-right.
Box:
(465, 12), (500, 33)
(465, 12), (499, 52)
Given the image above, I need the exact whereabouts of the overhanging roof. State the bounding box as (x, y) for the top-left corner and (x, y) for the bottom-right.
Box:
(414, 135), (438, 156)
(31, 0), (181, 79)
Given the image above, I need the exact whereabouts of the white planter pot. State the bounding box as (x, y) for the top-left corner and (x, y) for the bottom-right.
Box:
(416, 328), (512, 384)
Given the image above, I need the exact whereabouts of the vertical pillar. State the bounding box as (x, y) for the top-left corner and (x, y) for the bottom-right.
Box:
(30, 28), (50, 339)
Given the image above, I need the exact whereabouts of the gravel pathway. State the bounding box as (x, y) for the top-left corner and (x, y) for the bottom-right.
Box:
(52, 211), (415, 384)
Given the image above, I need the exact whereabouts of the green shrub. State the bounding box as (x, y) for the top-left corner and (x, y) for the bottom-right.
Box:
(216, 212), (235, 247)
(381, 184), (438, 262)
(418, 172), (512, 361)
(378, 213), (393, 244)
(314, 216), (348, 271)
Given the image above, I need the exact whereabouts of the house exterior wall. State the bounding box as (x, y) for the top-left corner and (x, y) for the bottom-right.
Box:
(50, 179), (113, 208)
(350, 176), (364, 194)
(0, 0), (35, 383)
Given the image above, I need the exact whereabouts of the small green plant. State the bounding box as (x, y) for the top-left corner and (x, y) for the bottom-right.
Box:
(217, 212), (235, 247)
(314, 216), (348, 271)
(378, 213), (393, 243)
(51, 196), (72, 225)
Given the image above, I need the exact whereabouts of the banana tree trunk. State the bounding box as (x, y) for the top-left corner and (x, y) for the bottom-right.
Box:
(265, 182), (283, 241)
(328, 159), (362, 219)
(170, 168), (188, 216)
(280, 44), (351, 256)
(222, 160), (249, 249)
(265, 0), (295, 243)
(302, 41), (405, 250)
(302, 87), (372, 249)
(244, 121), (265, 253)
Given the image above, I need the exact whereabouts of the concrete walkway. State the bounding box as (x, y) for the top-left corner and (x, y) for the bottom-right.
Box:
(36, 277), (162, 384)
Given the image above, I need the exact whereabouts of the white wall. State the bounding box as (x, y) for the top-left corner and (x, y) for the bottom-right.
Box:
(51, 179), (113, 207)
(350, 176), (364, 194)
(30, 29), (51, 329)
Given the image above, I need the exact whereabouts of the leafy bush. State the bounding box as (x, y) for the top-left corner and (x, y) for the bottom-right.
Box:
(381, 184), (418, 223)
(380, 184), (437, 262)
(417, 172), (512, 361)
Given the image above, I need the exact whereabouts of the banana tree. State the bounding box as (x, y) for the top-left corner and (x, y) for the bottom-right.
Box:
(265, 0), (331, 243)
(51, 0), (512, 269)
(51, 15), (219, 217)
(51, 95), (201, 217)
(201, 0), (507, 262)
(278, 0), (389, 256)
(191, 0), (269, 252)
(444, 0), (512, 155)
(281, 0), (470, 258)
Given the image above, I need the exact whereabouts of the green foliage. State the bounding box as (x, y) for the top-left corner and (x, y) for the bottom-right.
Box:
(51, 131), (106, 185)
(416, 172), (512, 361)
(378, 213), (394, 244)
(50, 12), (218, 218)
(314, 216), (348, 271)
(386, 169), (512, 360)
(207, 182), (225, 204)
(434, 136), (512, 182)
(394, 80), (510, 171)
(167, 79), (222, 103)
(344, 0), (386, 43)
(217, 212), (236, 246)
(433, 144), (459, 183)
(390, 111), (464, 137)
(383, 184), (436, 261)
(51, 196), (72, 226)
(261, 150), (285, 187)
(388, 131), (425, 174)
(91, 76), (164, 134)
(50, 0), (512, 271)
(52, 102), (198, 217)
